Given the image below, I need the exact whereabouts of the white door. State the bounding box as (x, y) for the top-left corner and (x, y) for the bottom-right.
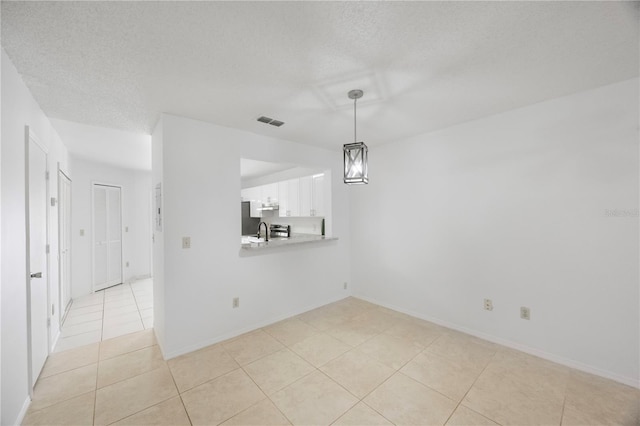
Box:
(59, 171), (72, 318)
(93, 184), (122, 291)
(27, 135), (49, 389)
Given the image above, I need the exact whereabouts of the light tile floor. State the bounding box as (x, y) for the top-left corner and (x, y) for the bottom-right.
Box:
(55, 279), (153, 353)
(27, 297), (639, 425)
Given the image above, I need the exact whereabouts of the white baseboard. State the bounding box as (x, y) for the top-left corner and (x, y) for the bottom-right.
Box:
(15, 396), (31, 425)
(126, 274), (152, 284)
(354, 294), (640, 389)
(161, 295), (349, 360)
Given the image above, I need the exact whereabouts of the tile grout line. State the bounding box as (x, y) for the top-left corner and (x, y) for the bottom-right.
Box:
(558, 379), (569, 426)
(441, 349), (499, 426)
(352, 331), (459, 425)
(129, 281), (147, 329)
(46, 294), (634, 426)
(99, 287), (106, 343)
(100, 358), (179, 425)
(94, 290), (105, 426)
(219, 341), (291, 425)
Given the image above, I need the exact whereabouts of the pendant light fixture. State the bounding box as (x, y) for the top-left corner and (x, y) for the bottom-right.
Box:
(343, 89), (368, 185)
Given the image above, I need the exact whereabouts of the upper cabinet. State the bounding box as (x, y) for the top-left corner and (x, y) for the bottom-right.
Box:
(299, 174), (324, 217)
(241, 186), (261, 202)
(312, 174), (324, 217)
(261, 183), (278, 204)
(279, 179), (300, 217)
(244, 173), (325, 218)
(299, 176), (313, 217)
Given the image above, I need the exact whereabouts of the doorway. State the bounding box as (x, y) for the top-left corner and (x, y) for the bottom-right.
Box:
(92, 183), (123, 291)
(58, 169), (72, 320)
(26, 128), (50, 392)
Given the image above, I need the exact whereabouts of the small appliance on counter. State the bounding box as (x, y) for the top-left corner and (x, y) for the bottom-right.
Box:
(270, 224), (291, 238)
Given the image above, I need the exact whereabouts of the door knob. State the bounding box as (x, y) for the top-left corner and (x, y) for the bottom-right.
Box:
(30, 272), (42, 279)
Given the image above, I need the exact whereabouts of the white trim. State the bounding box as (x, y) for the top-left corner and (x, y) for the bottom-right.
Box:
(354, 294), (640, 389)
(91, 181), (124, 293)
(15, 396), (31, 426)
(161, 294), (349, 360)
(50, 329), (61, 355)
(127, 274), (152, 284)
(57, 167), (72, 322)
(27, 127), (48, 154)
(24, 127), (33, 398)
(24, 126), (52, 397)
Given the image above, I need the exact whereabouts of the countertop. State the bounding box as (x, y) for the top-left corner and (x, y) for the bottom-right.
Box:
(240, 233), (338, 250)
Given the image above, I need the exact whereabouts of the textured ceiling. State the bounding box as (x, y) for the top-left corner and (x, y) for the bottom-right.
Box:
(2, 1), (638, 150)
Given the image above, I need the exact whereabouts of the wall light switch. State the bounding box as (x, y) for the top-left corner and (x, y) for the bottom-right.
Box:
(182, 237), (191, 249)
(80, 229), (85, 236)
(125, 226), (129, 232)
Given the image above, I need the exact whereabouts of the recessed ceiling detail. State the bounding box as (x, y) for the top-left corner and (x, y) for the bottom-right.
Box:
(314, 71), (386, 110)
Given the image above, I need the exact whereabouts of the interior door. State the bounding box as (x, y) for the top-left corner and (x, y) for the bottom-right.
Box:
(59, 171), (72, 318)
(28, 135), (49, 389)
(93, 184), (122, 291)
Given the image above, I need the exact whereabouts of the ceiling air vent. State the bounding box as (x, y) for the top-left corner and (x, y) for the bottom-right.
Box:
(256, 116), (285, 127)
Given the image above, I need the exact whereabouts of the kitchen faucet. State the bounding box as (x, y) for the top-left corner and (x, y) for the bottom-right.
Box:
(257, 222), (269, 242)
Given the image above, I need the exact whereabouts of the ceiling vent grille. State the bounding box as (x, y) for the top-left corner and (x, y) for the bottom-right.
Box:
(256, 116), (285, 127)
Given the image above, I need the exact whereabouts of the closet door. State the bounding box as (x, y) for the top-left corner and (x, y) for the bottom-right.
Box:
(93, 184), (122, 291)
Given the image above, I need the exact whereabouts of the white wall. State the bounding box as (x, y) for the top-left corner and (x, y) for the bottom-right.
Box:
(70, 157), (151, 298)
(351, 78), (639, 387)
(1, 49), (71, 425)
(153, 114), (351, 358)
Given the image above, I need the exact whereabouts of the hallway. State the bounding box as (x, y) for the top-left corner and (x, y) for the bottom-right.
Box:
(55, 279), (153, 352)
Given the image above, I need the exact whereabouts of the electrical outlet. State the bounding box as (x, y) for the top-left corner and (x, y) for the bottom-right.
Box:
(182, 237), (191, 249)
(520, 306), (530, 320)
(126, 261), (130, 267)
(343, 282), (348, 290)
(125, 226), (129, 233)
(484, 299), (493, 311)
(80, 229), (85, 236)
(232, 297), (240, 308)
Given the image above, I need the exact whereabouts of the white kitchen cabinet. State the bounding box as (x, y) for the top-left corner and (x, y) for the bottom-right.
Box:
(242, 186), (263, 217)
(288, 179), (300, 217)
(261, 183), (278, 204)
(278, 181), (288, 217)
(312, 174), (324, 217)
(299, 176), (313, 217)
(243, 174), (323, 219)
(297, 174), (325, 217)
(279, 179), (300, 217)
(242, 186), (261, 202)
